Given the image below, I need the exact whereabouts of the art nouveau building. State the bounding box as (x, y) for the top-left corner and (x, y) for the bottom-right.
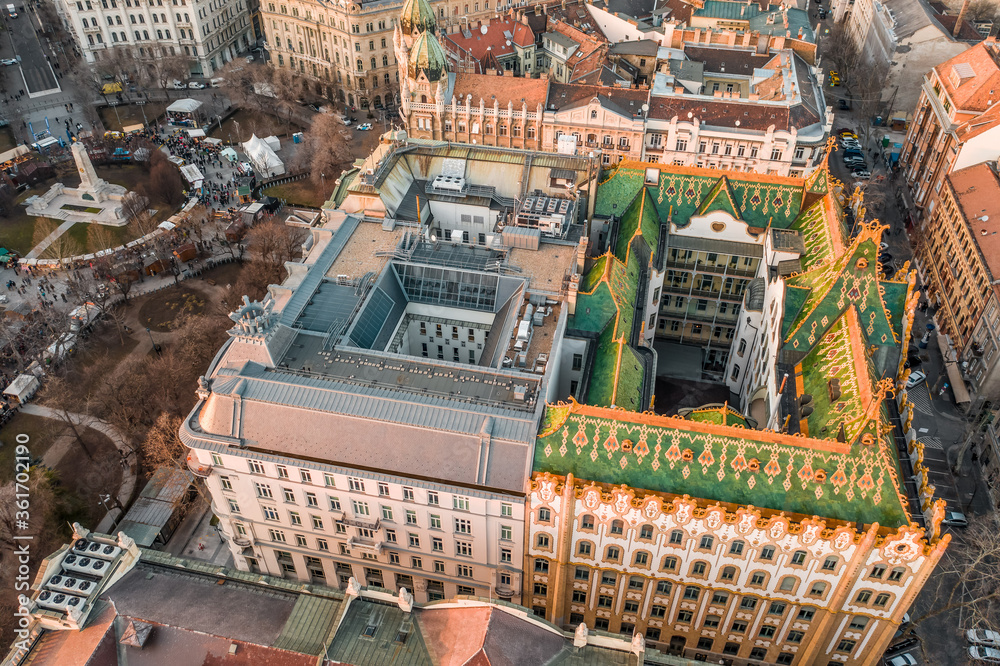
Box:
(525, 156), (947, 665)
(58, 0), (254, 77)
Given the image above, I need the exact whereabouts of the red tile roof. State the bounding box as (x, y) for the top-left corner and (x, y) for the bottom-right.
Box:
(935, 40), (1000, 112)
(948, 162), (1000, 282)
(547, 82), (650, 115)
(956, 100), (1000, 142)
(442, 17), (534, 63)
(649, 96), (799, 131)
(935, 14), (984, 42)
(452, 72), (550, 109)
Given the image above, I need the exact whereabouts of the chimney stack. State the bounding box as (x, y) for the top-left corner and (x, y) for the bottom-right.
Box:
(954, 0), (970, 37)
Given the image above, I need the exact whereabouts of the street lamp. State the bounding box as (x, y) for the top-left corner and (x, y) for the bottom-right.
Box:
(146, 326), (161, 355)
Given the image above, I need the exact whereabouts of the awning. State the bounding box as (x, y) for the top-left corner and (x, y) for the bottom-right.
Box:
(186, 128), (206, 138)
(944, 362), (972, 404)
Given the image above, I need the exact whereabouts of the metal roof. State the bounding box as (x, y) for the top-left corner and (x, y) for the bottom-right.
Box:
(667, 233), (763, 257)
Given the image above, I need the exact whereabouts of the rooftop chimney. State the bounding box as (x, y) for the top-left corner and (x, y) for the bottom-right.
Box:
(954, 0), (969, 37)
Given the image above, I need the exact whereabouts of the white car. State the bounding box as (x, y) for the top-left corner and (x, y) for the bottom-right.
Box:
(851, 170), (872, 180)
(0, 58), (17, 66)
(970, 646), (1000, 663)
(357, 123), (373, 131)
(968, 629), (1000, 648)
(905, 370), (926, 389)
(886, 654), (917, 666)
(188, 81), (206, 89)
(171, 80), (186, 89)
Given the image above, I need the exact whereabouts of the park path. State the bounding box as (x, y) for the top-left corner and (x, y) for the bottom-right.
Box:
(19, 404), (136, 534)
(24, 220), (75, 260)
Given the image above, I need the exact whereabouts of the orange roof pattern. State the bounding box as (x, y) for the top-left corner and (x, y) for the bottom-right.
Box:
(452, 72), (550, 109)
(935, 40), (1000, 112)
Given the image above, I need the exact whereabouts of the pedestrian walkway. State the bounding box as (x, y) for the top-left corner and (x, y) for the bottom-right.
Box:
(161, 497), (232, 566)
(18, 404), (136, 533)
(24, 220), (74, 259)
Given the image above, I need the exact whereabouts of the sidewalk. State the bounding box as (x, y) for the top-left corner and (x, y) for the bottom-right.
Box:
(160, 497), (232, 566)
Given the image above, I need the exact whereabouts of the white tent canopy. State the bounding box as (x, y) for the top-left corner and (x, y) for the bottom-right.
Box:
(241, 134), (285, 177)
(263, 135), (280, 151)
(180, 164), (204, 186)
(221, 147), (238, 163)
(4, 374), (39, 403)
(166, 98), (202, 113)
(186, 128), (206, 138)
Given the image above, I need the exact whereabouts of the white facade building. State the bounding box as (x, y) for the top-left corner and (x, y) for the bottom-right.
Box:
(58, 0), (255, 77)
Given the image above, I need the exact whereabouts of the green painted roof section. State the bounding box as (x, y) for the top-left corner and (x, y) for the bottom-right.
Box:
(783, 236), (899, 355)
(614, 186), (661, 264)
(782, 285), (810, 340)
(797, 315), (865, 439)
(580, 255), (608, 293)
(694, 175), (741, 219)
(804, 163), (829, 195)
(409, 30), (448, 82)
(569, 281), (617, 333)
(273, 595), (341, 655)
(687, 405), (749, 428)
(326, 598), (432, 666)
(328, 168), (359, 209)
(595, 164), (803, 229)
(881, 281), (909, 344)
(534, 403), (910, 528)
(790, 199), (834, 270)
(587, 325), (623, 407)
(400, 0), (437, 35)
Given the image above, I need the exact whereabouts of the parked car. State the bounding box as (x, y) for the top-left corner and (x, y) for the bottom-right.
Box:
(838, 129), (858, 138)
(357, 123), (373, 130)
(837, 98), (849, 110)
(819, 7), (828, 18)
(171, 79), (186, 89)
(944, 511), (969, 527)
(968, 630), (1000, 649)
(852, 170), (872, 179)
(0, 58), (16, 66)
(188, 81), (206, 89)
(885, 654), (917, 666)
(905, 370), (927, 389)
(844, 159), (866, 170)
(209, 77), (225, 87)
(969, 646), (1000, 663)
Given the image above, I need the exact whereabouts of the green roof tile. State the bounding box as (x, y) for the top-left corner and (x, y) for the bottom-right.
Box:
(535, 402), (910, 528)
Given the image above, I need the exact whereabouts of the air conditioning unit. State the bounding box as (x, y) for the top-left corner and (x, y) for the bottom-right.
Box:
(83, 541), (121, 561)
(46, 576), (81, 595)
(35, 591), (85, 613)
(62, 556), (100, 576)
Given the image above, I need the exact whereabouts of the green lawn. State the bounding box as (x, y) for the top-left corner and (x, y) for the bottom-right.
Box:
(63, 221), (138, 253)
(61, 204), (103, 214)
(264, 179), (332, 208)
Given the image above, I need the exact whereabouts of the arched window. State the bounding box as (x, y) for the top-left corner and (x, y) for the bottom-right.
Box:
(639, 524), (653, 540)
(164, 29), (170, 38)
(370, 56), (376, 69)
(791, 550), (807, 565)
(889, 567), (905, 582)
(749, 571), (768, 586)
(856, 590), (872, 604)
(691, 560), (708, 576)
(420, 94), (427, 103)
(661, 555), (677, 571)
(720, 566), (736, 581)
(779, 576), (796, 592)
(633, 551), (649, 566)
(822, 556), (838, 571)
(356, 58), (363, 72)
(874, 593), (890, 607)
(669, 529), (684, 545)
(610, 519), (625, 535)
(809, 582), (826, 596)
(728, 540), (745, 555)
(536, 534), (549, 548)
(382, 55), (388, 67)
(577, 541), (592, 556)
(580, 514), (595, 530)
(605, 545), (621, 562)
(534, 558), (548, 573)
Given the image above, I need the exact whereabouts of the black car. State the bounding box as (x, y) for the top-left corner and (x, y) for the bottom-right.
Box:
(838, 98), (850, 110)
(819, 8), (828, 18)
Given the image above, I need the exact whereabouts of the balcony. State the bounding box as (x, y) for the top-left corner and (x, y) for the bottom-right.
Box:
(340, 516), (380, 530)
(495, 585), (516, 598)
(186, 453), (212, 478)
(347, 536), (384, 554)
(663, 260), (757, 278)
(232, 534), (252, 547)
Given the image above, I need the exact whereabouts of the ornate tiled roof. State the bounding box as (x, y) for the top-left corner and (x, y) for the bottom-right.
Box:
(534, 400), (910, 528)
(400, 0), (436, 36)
(595, 161), (804, 229)
(409, 30), (448, 82)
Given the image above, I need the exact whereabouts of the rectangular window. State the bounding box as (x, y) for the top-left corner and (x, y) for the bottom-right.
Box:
(305, 492), (317, 507)
(352, 500), (370, 516)
(432, 537), (443, 552)
(249, 460), (264, 474)
(329, 496), (342, 511)
(220, 476), (232, 491)
(381, 506), (394, 521)
(455, 518), (472, 534)
(430, 514), (441, 529)
(453, 496), (470, 511)
(501, 525), (512, 540)
(348, 477), (365, 492)
(324, 473), (336, 487)
(408, 533), (420, 547)
(254, 482), (273, 499)
(456, 541), (473, 557)
(407, 510), (418, 525)
(378, 482), (390, 496)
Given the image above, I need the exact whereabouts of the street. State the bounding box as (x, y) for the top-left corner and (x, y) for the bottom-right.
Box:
(3, 1), (58, 96)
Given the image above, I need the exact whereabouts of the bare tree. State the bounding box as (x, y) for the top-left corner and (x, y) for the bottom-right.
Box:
(822, 23), (861, 79)
(32, 218), (82, 265)
(905, 520), (1000, 664)
(295, 112), (353, 187)
(969, 0), (1000, 21)
(39, 375), (95, 461)
(141, 48), (195, 99)
(229, 219), (305, 300)
(216, 60), (271, 111)
(270, 68), (306, 130)
(853, 61), (890, 150)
